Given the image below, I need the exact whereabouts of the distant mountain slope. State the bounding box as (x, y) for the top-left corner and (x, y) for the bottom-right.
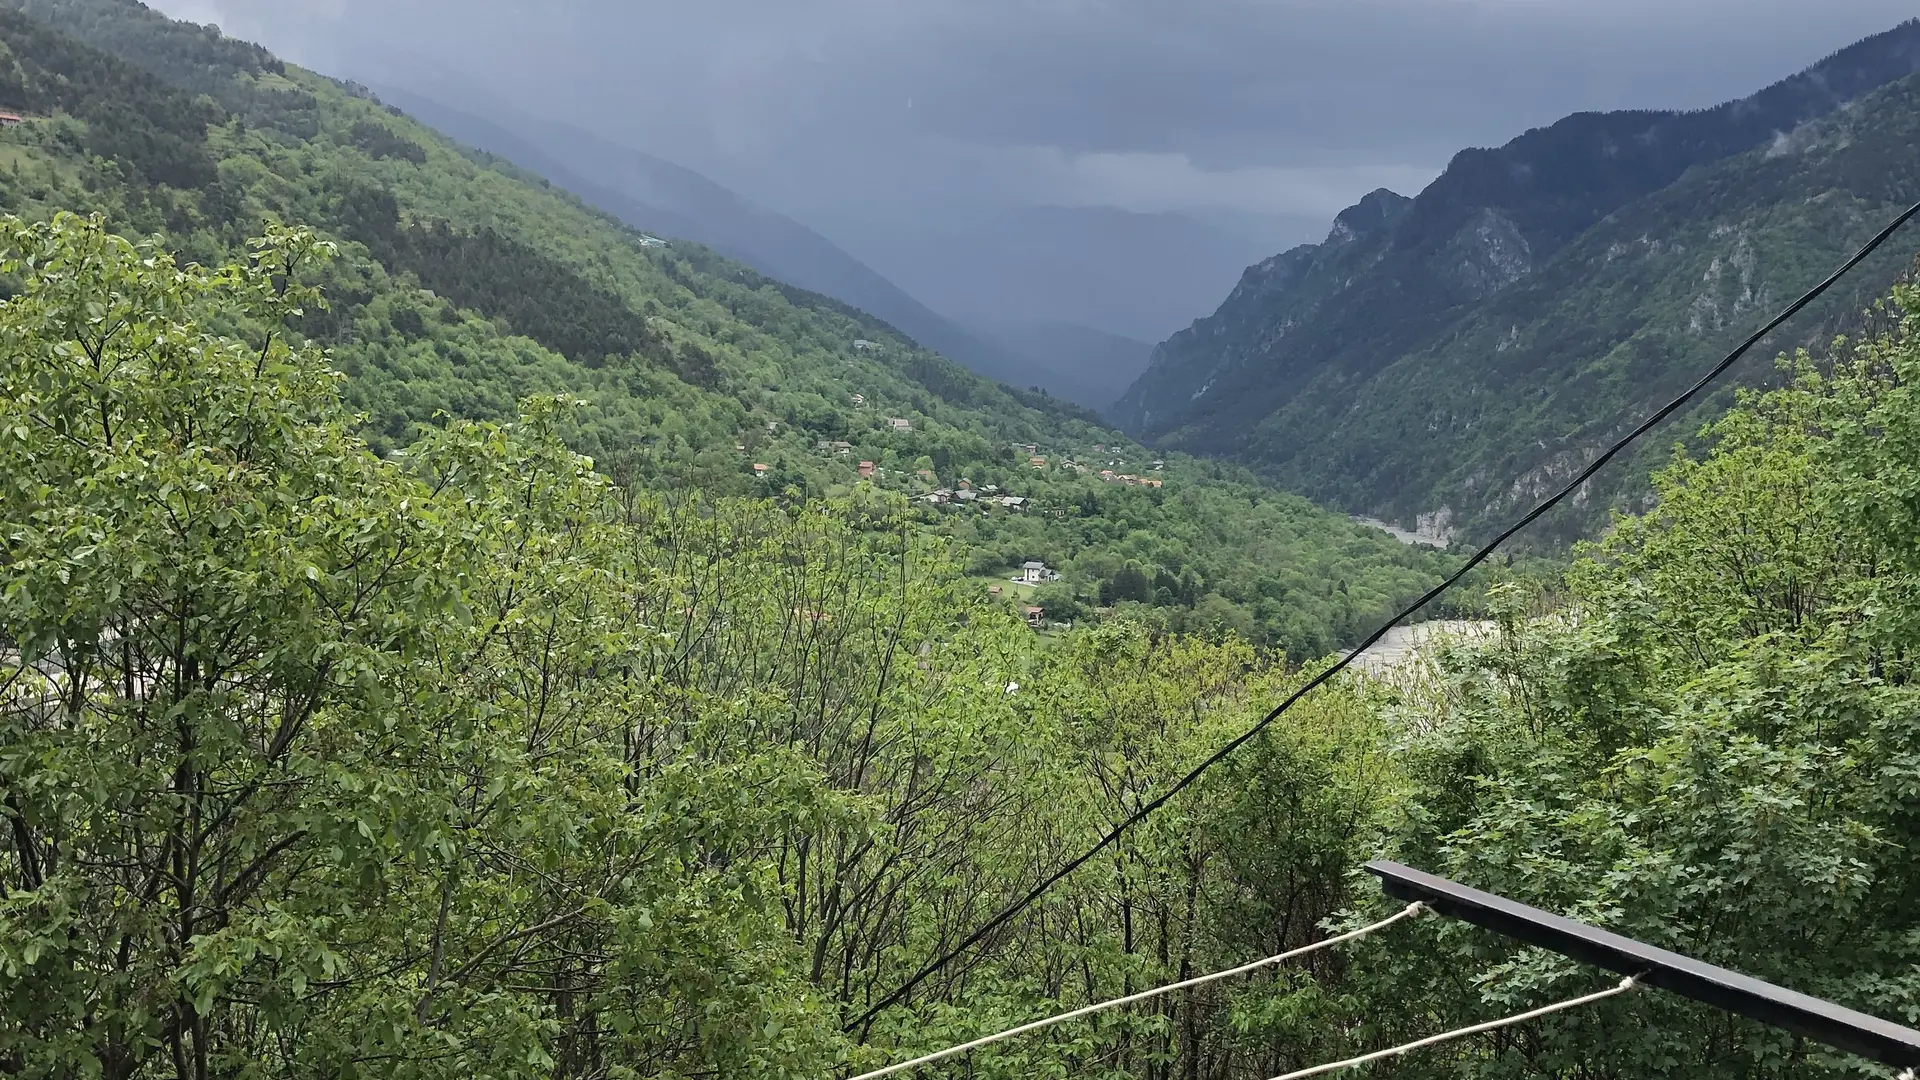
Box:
(985, 321), (1153, 412)
(1114, 18), (1920, 540)
(834, 203), (1281, 346)
(366, 85), (1044, 391)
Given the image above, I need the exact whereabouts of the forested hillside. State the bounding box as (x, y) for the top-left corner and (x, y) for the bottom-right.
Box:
(363, 83), (1051, 402)
(1114, 18), (1920, 544)
(8, 194), (1920, 1080)
(0, 0), (1460, 654)
(7, 3), (1919, 1080)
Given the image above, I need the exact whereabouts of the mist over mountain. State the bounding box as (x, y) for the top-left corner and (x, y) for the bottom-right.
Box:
(815, 203), (1287, 346)
(369, 86), (1047, 385)
(982, 321), (1155, 412)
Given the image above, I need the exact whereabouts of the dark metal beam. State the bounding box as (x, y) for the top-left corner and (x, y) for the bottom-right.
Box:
(1365, 859), (1920, 1068)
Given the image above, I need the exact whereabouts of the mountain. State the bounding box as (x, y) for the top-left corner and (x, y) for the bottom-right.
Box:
(985, 321), (1153, 411)
(1114, 19), (1920, 542)
(363, 84), (1045, 391)
(0, 0), (1459, 655)
(821, 203), (1284, 345)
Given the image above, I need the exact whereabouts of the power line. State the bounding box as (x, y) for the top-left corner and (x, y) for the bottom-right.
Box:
(1267, 976), (1638, 1080)
(845, 196), (1920, 1034)
(847, 902), (1424, 1080)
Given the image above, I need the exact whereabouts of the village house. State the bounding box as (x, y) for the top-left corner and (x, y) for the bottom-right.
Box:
(851, 394), (866, 406)
(1029, 455), (1046, 469)
(1000, 495), (1027, 510)
(752, 463), (770, 477)
(832, 441), (853, 455)
(858, 460), (875, 479)
(956, 489), (977, 502)
(888, 417), (913, 432)
(988, 586), (1002, 598)
(1024, 606), (1046, 629)
(1021, 561), (1060, 585)
(957, 479), (972, 490)
(853, 340), (880, 351)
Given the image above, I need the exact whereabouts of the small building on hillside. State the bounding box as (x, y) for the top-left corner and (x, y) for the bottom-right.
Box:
(888, 417), (913, 432)
(858, 460), (876, 479)
(1029, 456), (1046, 469)
(853, 340), (880, 352)
(1024, 606), (1046, 629)
(752, 463), (770, 477)
(1021, 561), (1053, 585)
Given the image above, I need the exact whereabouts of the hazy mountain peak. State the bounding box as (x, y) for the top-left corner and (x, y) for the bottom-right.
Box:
(1326, 188), (1412, 245)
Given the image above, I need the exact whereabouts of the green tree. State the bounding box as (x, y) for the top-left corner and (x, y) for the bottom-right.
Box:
(0, 214), (842, 1080)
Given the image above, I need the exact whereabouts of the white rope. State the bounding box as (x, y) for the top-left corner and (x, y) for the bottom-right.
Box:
(847, 901), (1426, 1080)
(1266, 975), (1638, 1080)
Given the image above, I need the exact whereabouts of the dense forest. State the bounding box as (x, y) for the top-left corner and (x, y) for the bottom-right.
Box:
(6, 202), (1920, 1080)
(4, 2), (1920, 1079)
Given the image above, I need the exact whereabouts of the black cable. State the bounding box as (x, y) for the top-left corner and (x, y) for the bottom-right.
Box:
(846, 196), (1920, 1035)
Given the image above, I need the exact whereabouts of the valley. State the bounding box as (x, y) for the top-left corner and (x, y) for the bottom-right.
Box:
(3, 2), (1920, 1079)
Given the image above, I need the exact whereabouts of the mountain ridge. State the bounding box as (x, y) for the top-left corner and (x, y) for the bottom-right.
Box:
(362, 84), (1055, 393)
(1113, 16), (1920, 541)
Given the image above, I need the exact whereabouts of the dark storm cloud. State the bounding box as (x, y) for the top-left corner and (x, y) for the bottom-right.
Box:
(160, 0), (1920, 227)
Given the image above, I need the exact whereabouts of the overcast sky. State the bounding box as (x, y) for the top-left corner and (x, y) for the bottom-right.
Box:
(144, 0), (1920, 342)
(152, 0), (1917, 235)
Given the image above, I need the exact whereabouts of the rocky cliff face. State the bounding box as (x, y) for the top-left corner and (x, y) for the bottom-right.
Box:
(1113, 188), (1409, 433)
(1112, 18), (1920, 541)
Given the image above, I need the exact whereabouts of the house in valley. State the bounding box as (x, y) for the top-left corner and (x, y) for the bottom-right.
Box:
(1021, 561), (1061, 585)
